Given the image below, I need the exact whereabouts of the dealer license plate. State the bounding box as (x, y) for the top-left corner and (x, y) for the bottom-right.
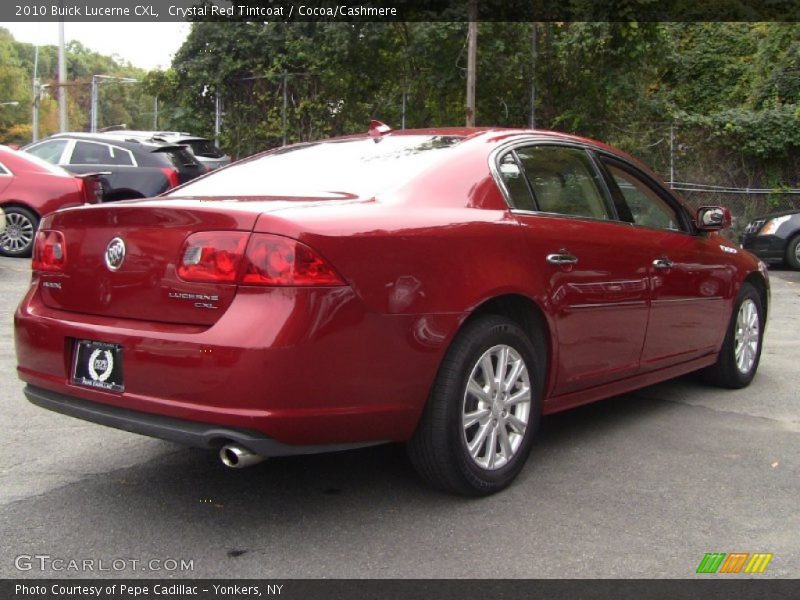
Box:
(72, 340), (124, 392)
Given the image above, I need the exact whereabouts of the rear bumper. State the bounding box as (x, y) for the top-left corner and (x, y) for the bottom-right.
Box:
(16, 283), (463, 446)
(741, 234), (786, 263)
(24, 384), (381, 457)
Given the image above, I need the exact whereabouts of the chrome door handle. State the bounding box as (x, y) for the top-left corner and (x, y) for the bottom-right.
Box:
(652, 258), (674, 269)
(546, 253), (579, 266)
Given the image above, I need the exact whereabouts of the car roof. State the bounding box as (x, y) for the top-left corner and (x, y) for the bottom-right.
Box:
(45, 132), (186, 150)
(103, 130), (209, 143)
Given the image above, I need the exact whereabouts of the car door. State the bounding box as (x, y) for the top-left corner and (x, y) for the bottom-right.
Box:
(597, 156), (733, 371)
(497, 143), (652, 396)
(64, 140), (131, 197)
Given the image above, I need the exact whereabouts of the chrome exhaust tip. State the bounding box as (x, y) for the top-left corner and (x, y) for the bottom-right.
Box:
(219, 444), (265, 469)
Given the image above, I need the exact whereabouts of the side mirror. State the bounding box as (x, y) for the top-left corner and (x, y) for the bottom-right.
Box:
(696, 206), (731, 231)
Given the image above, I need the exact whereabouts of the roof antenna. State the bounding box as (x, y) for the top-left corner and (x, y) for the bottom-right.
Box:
(369, 120), (392, 141)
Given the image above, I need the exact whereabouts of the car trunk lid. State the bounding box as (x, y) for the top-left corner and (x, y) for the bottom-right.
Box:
(37, 200), (262, 326)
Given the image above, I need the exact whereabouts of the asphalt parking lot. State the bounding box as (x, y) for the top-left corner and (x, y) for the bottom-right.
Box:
(0, 254), (798, 579)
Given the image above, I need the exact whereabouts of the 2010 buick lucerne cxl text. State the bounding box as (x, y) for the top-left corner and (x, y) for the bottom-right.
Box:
(14, 125), (769, 495)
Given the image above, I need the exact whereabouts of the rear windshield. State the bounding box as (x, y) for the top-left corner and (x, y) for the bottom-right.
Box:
(163, 147), (201, 169)
(187, 139), (224, 158)
(169, 135), (462, 198)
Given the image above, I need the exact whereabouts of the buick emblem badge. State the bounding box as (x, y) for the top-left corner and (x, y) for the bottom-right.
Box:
(105, 237), (126, 271)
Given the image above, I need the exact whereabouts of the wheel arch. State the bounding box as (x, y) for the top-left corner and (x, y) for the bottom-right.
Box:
(463, 293), (554, 394)
(0, 200), (40, 219)
(743, 270), (769, 323)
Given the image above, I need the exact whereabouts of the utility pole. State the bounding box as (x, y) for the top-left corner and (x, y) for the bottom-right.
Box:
(401, 89), (406, 130)
(282, 72), (288, 146)
(529, 23), (537, 129)
(214, 93), (222, 146)
(58, 17), (68, 131)
(465, 0), (477, 127)
(153, 96), (159, 130)
(669, 123), (675, 188)
(32, 45), (39, 142)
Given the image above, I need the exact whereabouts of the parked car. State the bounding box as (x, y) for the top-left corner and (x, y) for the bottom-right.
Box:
(22, 133), (204, 202)
(104, 130), (231, 171)
(0, 145), (102, 257)
(15, 125), (769, 495)
(741, 209), (800, 270)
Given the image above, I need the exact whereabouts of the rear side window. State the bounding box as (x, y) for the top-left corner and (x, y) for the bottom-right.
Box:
(70, 142), (134, 166)
(27, 139), (68, 164)
(0, 161), (9, 175)
(514, 146), (612, 220)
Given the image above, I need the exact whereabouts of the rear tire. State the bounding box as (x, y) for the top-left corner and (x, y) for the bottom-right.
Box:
(408, 315), (544, 496)
(785, 235), (800, 270)
(0, 206), (39, 258)
(702, 283), (764, 389)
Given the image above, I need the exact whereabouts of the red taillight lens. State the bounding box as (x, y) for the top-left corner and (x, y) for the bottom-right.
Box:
(177, 231), (249, 283)
(242, 234), (344, 286)
(80, 177), (103, 204)
(161, 167), (180, 189)
(32, 230), (66, 272)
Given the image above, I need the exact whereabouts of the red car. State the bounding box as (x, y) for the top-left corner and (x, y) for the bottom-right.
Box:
(14, 126), (769, 495)
(0, 145), (102, 257)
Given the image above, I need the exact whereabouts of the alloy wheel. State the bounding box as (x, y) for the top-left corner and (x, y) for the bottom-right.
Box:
(1, 212), (35, 254)
(462, 344), (531, 470)
(734, 298), (760, 375)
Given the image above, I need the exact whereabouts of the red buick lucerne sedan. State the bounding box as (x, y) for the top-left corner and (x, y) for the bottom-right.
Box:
(15, 126), (769, 495)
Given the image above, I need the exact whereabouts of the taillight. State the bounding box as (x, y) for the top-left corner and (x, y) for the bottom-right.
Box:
(176, 232), (345, 286)
(242, 234), (344, 286)
(177, 231), (249, 283)
(161, 167), (180, 189)
(80, 177), (103, 204)
(32, 230), (66, 272)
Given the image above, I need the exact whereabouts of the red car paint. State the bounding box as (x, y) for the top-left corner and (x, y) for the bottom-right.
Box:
(14, 129), (767, 452)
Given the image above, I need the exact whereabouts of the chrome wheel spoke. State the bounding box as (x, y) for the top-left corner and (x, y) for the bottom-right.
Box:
(468, 422), (491, 458)
(480, 354), (496, 392)
(495, 346), (510, 390)
(506, 413), (527, 434)
(484, 427), (498, 468)
(498, 423), (513, 459)
(466, 379), (491, 403)
(505, 386), (531, 407)
(503, 360), (524, 392)
(463, 408), (490, 429)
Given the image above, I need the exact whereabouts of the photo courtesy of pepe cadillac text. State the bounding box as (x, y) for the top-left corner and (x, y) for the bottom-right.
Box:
(12, 583), (278, 598)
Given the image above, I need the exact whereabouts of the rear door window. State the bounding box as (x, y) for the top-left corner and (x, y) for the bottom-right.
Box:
(513, 145), (613, 220)
(70, 141), (134, 166)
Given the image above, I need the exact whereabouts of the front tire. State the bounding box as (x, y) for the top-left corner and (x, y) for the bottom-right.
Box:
(785, 235), (800, 270)
(0, 206), (39, 258)
(703, 282), (764, 389)
(408, 315), (544, 496)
